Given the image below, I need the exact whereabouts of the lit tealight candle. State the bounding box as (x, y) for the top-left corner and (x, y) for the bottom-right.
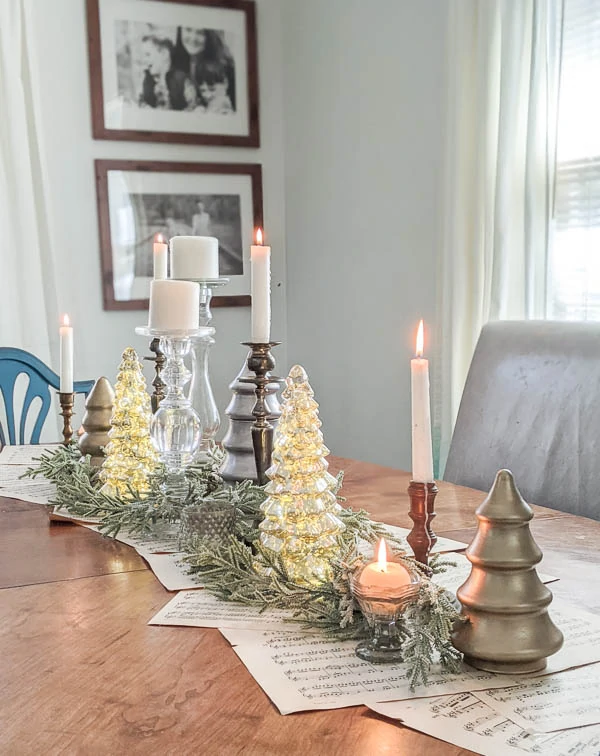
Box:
(153, 233), (168, 279)
(251, 227), (271, 343)
(357, 539), (412, 593)
(411, 320), (434, 483)
(59, 314), (73, 393)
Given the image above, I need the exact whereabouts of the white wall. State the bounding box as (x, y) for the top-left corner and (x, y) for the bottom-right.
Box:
(30, 0), (287, 431)
(282, 0), (447, 470)
(28, 0), (447, 468)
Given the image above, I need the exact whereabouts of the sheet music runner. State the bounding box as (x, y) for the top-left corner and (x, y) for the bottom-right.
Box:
(369, 694), (600, 756)
(231, 633), (524, 714)
(475, 662), (600, 732)
(0, 444), (59, 465)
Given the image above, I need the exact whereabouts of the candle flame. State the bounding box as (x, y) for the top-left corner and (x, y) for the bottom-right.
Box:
(155, 232), (165, 244)
(61, 314), (70, 327)
(377, 538), (388, 572)
(255, 227), (263, 245)
(416, 319), (424, 358)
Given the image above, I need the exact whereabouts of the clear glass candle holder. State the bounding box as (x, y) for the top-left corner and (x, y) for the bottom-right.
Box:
(179, 499), (236, 549)
(351, 563), (421, 663)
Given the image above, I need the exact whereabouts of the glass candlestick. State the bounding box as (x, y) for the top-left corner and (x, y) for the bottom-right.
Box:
(136, 326), (209, 499)
(178, 278), (229, 458)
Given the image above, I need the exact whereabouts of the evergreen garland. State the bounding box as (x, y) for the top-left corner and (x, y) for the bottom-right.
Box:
(25, 444), (463, 687)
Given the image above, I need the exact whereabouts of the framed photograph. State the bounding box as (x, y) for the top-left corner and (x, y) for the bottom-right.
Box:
(86, 0), (259, 147)
(95, 159), (262, 310)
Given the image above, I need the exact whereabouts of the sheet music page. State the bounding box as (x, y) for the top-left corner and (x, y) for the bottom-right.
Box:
(365, 523), (467, 554)
(149, 590), (297, 630)
(0, 482), (56, 504)
(543, 603), (600, 674)
(114, 526), (181, 555)
(231, 633), (525, 714)
(221, 627), (308, 645)
(0, 465), (35, 484)
(142, 552), (203, 591)
(0, 444), (59, 464)
(369, 694), (600, 756)
(475, 662), (600, 733)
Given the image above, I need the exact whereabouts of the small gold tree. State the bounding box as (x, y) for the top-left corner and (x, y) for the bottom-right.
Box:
(259, 365), (345, 586)
(100, 348), (158, 497)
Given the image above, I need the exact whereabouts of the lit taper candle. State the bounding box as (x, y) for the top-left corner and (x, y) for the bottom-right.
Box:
(410, 320), (434, 483)
(59, 314), (74, 393)
(250, 227), (271, 342)
(153, 233), (168, 279)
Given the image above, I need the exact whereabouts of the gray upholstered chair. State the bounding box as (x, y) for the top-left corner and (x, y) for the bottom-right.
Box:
(444, 320), (600, 520)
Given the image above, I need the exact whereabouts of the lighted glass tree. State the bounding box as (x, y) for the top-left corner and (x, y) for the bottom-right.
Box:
(259, 365), (345, 586)
(100, 348), (158, 497)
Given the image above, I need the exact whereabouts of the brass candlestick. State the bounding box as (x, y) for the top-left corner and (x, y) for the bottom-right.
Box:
(144, 338), (166, 413)
(58, 392), (76, 446)
(241, 342), (281, 485)
(407, 481), (438, 566)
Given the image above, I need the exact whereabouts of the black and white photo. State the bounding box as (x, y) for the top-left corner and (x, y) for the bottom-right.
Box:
(95, 160), (263, 310)
(129, 193), (244, 278)
(87, 0), (259, 146)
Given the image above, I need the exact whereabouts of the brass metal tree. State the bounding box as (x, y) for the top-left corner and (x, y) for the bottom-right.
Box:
(452, 469), (563, 673)
(259, 365), (345, 586)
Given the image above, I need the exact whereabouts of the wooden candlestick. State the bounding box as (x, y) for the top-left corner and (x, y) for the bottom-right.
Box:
(58, 392), (75, 446)
(407, 481), (438, 566)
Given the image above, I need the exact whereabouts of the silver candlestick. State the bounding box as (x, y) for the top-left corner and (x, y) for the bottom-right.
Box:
(220, 351), (282, 483)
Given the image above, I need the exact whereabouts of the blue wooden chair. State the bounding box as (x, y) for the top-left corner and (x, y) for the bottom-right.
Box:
(0, 347), (94, 445)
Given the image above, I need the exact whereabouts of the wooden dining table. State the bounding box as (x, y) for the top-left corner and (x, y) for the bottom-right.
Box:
(1, 456), (598, 755)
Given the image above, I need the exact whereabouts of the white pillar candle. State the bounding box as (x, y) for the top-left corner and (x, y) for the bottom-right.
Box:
(153, 233), (168, 279)
(170, 236), (219, 279)
(251, 228), (271, 343)
(59, 314), (73, 393)
(149, 280), (200, 332)
(411, 320), (434, 483)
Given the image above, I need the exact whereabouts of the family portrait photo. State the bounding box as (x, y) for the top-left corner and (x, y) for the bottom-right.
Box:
(88, 0), (259, 146)
(95, 160), (263, 311)
(115, 22), (237, 116)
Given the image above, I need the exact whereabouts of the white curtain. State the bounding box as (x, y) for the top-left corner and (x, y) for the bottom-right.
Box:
(433, 0), (564, 475)
(0, 0), (58, 362)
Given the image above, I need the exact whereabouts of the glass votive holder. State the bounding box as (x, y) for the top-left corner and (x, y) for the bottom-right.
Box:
(179, 499), (236, 549)
(351, 553), (421, 664)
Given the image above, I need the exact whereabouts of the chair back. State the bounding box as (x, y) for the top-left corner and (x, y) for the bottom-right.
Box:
(0, 347), (94, 445)
(444, 321), (600, 520)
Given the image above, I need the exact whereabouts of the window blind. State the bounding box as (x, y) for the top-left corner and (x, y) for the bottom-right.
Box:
(548, 0), (600, 320)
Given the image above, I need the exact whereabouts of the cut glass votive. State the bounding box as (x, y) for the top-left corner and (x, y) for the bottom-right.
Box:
(351, 561), (421, 663)
(179, 499), (236, 548)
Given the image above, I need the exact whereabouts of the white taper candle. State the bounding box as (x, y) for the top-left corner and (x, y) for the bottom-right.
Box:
(251, 227), (271, 343)
(59, 314), (74, 393)
(153, 233), (168, 279)
(411, 320), (434, 483)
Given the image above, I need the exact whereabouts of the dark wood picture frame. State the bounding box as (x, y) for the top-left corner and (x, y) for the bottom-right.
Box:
(86, 0), (259, 147)
(95, 159), (263, 310)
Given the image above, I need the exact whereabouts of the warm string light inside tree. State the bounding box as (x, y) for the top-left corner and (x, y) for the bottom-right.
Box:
(99, 347), (158, 497)
(258, 365), (346, 586)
